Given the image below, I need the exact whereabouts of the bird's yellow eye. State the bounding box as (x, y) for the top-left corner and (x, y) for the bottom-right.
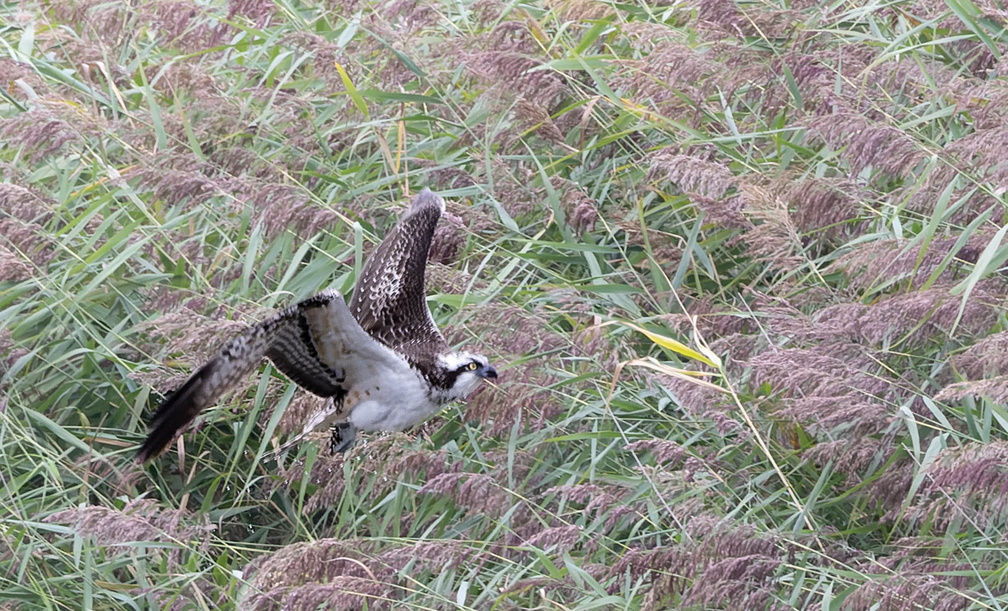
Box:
(467, 362), (478, 371)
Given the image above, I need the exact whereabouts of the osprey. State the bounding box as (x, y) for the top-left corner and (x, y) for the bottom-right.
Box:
(136, 189), (497, 462)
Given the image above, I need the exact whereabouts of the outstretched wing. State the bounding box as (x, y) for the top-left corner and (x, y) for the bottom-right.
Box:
(349, 189), (449, 359)
(137, 289), (402, 462)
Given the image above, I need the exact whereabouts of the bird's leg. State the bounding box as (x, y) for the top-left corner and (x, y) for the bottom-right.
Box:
(329, 422), (357, 454)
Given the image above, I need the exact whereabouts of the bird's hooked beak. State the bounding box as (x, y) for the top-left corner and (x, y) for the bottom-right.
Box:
(480, 364), (498, 380)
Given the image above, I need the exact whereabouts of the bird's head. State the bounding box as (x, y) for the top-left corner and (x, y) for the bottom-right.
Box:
(436, 351), (497, 402)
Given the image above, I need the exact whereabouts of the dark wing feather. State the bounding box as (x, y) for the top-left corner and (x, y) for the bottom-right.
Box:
(264, 293), (347, 395)
(349, 189), (449, 358)
(136, 360), (223, 464)
(137, 289), (348, 462)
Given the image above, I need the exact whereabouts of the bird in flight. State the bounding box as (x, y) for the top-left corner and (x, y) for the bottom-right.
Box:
(136, 189), (497, 462)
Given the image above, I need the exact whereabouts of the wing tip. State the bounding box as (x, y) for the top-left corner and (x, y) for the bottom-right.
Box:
(135, 436), (167, 464)
(136, 411), (180, 462)
(135, 407), (183, 464)
(407, 188), (444, 217)
(135, 361), (214, 463)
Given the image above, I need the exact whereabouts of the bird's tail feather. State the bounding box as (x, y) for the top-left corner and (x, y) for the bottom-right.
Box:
(136, 326), (272, 463)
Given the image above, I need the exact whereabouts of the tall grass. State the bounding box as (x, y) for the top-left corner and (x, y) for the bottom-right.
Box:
(3, 0), (1008, 609)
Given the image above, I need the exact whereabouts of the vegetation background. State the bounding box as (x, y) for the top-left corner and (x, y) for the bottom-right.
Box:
(3, 0), (1008, 608)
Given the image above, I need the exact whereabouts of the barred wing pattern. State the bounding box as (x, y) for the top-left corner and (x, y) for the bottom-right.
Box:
(138, 189), (452, 462)
(136, 289), (404, 462)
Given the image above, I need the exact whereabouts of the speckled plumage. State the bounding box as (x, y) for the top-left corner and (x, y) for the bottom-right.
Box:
(350, 189), (450, 370)
(137, 189), (496, 463)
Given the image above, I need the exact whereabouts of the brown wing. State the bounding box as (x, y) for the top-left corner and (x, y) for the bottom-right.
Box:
(138, 290), (351, 462)
(349, 189), (449, 360)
